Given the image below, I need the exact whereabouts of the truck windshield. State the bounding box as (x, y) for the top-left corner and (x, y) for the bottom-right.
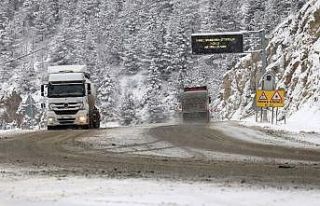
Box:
(48, 84), (85, 98)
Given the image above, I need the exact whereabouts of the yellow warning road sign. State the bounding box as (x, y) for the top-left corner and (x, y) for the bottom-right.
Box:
(258, 91), (268, 101)
(256, 90), (285, 108)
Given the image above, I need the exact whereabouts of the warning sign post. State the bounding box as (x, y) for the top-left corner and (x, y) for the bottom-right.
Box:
(256, 90), (285, 108)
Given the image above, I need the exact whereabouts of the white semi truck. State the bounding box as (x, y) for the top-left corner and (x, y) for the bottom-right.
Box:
(41, 65), (100, 130)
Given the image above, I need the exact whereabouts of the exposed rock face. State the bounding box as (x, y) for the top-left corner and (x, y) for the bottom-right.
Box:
(0, 91), (23, 127)
(219, 0), (320, 120)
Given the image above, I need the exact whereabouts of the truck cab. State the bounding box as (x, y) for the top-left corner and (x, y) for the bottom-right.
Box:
(41, 65), (100, 129)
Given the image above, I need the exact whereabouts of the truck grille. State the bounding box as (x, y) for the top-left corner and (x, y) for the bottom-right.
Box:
(54, 110), (78, 115)
(51, 102), (82, 110)
(57, 118), (76, 125)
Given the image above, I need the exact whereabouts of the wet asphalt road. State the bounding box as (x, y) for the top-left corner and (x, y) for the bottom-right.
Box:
(0, 123), (320, 186)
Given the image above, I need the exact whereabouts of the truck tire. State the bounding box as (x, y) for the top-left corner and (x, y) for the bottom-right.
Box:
(47, 126), (55, 130)
(82, 125), (90, 129)
(93, 121), (100, 129)
(90, 108), (100, 129)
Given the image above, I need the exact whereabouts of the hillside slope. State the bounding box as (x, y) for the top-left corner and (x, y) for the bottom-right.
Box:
(0, 0), (304, 127)
(219, 0), (320, 122)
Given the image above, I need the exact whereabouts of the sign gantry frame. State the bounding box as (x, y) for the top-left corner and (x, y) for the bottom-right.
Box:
(191, 30), (286, 124)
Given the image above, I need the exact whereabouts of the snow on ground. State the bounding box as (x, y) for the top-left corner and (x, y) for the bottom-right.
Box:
(221, 102), (320, 148)
(0, 129), (36, 140)
(100, 121), (121, 129)
(78, 122), (320, 164)
(0, 164), (319, 206)
(81, 124), (193, 158)
(212, 121), (320, 149)
(283, 105), (320, 134)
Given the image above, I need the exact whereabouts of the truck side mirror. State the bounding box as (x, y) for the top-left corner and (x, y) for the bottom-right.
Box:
(209, 97), (212, 104)
(41, 85), (45, 96)
(87, 83), (91, 95)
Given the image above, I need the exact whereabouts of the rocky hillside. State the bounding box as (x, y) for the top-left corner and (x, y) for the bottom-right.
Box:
(218, 0), (320, 121)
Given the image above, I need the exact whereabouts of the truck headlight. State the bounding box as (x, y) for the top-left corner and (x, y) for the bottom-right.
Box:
(48, 117), (55, 124)
(79, 115), (87, 123)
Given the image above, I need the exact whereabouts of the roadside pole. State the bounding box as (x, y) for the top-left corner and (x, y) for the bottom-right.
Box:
(244, 30), (269, 123)
(260, 30), (269, 122)
(276, 107), (278, 125)
(260, 30), (267, 75)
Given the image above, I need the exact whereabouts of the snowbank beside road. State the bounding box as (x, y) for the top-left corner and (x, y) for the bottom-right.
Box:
(224, 103), (320, 148)
(0, 129), (36, 140)
(240, 105), (320, 134)
(212, 120), (320, 150)
(0, 165), (319, 206)
(283, 105), (320, 134)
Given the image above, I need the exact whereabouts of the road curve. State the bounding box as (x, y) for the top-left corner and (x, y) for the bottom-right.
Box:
(149, 124), (320, 162)
(0, 124), (319, 186)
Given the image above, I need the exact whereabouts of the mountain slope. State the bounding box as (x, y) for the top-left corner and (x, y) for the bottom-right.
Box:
(219, 0), (320, 121)
(0, 0), (304, 127)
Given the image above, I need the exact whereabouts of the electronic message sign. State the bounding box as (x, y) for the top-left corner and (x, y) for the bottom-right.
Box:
(191, 33), (244, 54)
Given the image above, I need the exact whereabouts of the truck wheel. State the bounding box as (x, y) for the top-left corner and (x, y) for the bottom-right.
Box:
(82, 125), (90, 129)
(47, 126), (55, 130)
(94, 121), (100, 129)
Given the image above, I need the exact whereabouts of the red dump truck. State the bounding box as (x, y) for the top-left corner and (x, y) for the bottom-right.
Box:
(182, 86), (210, 123)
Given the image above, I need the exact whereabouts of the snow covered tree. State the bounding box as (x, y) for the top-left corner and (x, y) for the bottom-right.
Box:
(145, 61), (167, 123)
(0, 15), (16, 81)
(33, 0), (59, 42)
(97, 72), (119, 122)
(119, 91), (139, 125)
(18, 95), (39, 128)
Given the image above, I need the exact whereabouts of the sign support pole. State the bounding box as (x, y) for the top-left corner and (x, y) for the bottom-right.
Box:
(260, 30), (267, 75)
(259, 30), (269, 122)
(276, 107), (278, 125)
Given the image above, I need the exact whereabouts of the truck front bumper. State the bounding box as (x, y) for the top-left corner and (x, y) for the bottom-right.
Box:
(47, 110), (89, 126)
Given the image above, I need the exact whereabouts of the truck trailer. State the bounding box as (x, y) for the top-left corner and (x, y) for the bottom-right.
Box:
(41, 65), (100, 130)
(182, 86), (210, 123)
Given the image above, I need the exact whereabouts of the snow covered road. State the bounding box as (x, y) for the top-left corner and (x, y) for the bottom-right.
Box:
(0, 165), (320, 206)
(0, 122), (320, 205)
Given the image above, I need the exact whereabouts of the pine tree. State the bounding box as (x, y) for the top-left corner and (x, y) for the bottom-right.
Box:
(145, 61), (167, 123)
(48, 1), (83, 65)
(120, 91), (139, 125)
(0, 15), (16, 81)
(33, 0), (59, 42)
(18, 95), (39, 128)
(97, 73), (119, 122)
